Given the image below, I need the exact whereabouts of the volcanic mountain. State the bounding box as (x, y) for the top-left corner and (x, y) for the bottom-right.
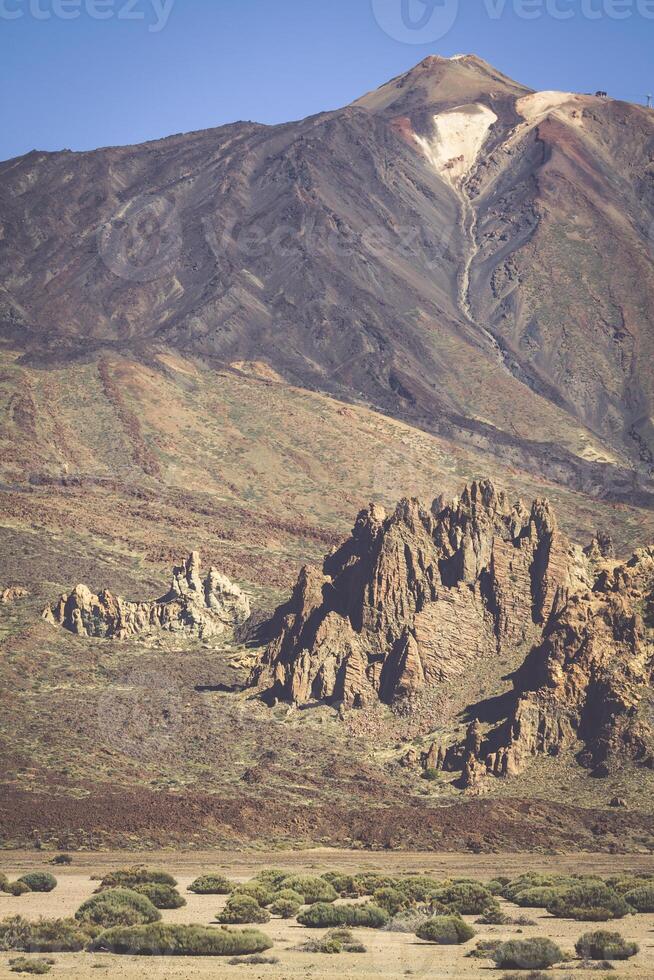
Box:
(2, 54), (654, 503)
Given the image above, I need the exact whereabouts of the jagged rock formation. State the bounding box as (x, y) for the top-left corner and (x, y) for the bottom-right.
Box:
(465, 546), (654, 781)
(250, 480), (654, 784)
(250, 480), (582, 707)
(44, 552), (250, 640)
(1, 586), (29, 604)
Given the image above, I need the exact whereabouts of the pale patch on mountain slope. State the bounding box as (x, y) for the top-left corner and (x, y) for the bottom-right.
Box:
(414, 103), (497, 185)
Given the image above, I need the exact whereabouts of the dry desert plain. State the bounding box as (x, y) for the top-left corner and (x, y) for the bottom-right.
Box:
(0, 850), (653, 978)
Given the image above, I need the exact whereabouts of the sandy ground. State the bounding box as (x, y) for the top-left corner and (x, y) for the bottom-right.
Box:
(1, 850), (653, 978)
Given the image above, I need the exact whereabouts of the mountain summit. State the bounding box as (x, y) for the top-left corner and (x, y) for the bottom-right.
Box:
(1, 56), (653, 503)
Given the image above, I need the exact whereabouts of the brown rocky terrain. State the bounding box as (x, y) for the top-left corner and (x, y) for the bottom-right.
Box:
(2, 55), (654, 851)
(251, 480), (654, 792)
(44, 551), (250, 640)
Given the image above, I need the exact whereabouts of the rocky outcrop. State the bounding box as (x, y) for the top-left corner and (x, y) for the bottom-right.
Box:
(249, 480), (581, 707)
(454, 547), (654, 784)
(1, 586), (29, 604)
(44, 552), (250, 640)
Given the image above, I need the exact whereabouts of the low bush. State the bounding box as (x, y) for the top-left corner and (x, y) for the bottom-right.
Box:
(279, 875), (337, 904)
(187, 874), (233, 895)
(5, 883), (31, 897)
(301, 927), (367, 954)
(322, 874), (358, 897)
(514, 887), (563, 909)
(431, 882), (494, 915)
(269, 898), (300, 919)
(351, 873), (397, 895)
(422, 768), (440, 781)
(467, 939), (502, 959)
(486, 877), (511, 895)
(547, 884), (631, 921)
(492, 937), (564, 970)
(75, 889), (161, 929)
(89, 923), (273, 956)
(623, 884), (654, 912)
(415, 915), (475, 945)
(273, 888), (304, 905)
(50, 855), (72, 866)
(373, 887), (408, 915)
(297, 902), (388, 929)
(575, 930), (639, 960)
(17, 874), (56, 894)
(231, 882), (274, 906)
(476, 907), (511, 925)
(96, 866), (176, 891)
(228, 954), (280, 965)
(132, 884), (186, 910)
(253, 869), (287, 889)
(383, 908), (431, 933)
(8, 957), (53, 975)
(396, 876), (441, 903)
(0, 917), (91, 954)
(217, 895), (270, 925)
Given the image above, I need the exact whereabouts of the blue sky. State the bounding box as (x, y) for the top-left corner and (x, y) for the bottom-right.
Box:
(1, 0), (653, 161)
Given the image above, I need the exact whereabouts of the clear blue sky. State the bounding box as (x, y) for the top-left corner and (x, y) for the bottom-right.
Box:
(1, 0), (652, 161)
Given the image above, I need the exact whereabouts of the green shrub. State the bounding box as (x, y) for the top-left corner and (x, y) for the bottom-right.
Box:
(476, 907), (511, 925)
(623, 884), (654, 912)
(373, 887), (408, 915)
(415, 915), (475, 945)
(0, 873), (8, 889)
(575, 929), (639, 960)
(6, 883), (31, 897)
(132, 883), (186, 910)
(547, 883), (631, 921)
(273, 888), (304, 905)
(396, 877), (441, 903)
(431, 882), (494, 915)
(383, 908), (431, 933)
(50, 855), (72, 866)
(253, 869), (287, 889)
(217, 895), (270, 924)
(323, 874), (358, 897)
(486, 876), (511, 895)
(502, 874), (555, 902)
(422, 768), (440, 781)
(75, 889), (161, 929)
(514, 887), (562, 909)
(301, 927), (367, 954)
(297, 902), (388, 929)
(0, 917), (91, 954)
(17, 874), (56, 894)
(187, 874), (233, 895)
(0, 917), (32, 952)
(9, 957), (53, 975)
(269, 898), (300, 919)
(231, 882), (274, 906)
(279, 875), (337, 904)
(89, 923), (272, 956)
(492, 937), (564, 969)
(351, 873), (397, 896)
(228, 954), (280, 965)
(96, 866), (176, 891)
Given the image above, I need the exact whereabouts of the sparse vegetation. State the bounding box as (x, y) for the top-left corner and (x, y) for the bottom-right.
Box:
(8, 958), (53, 975)
(297, 902), (388, 929)
(217, 894), (270, 924)
(89, 923), (273, 956)
(4, 882), (31, 897)
(300, 927), (367, 954)
(95, 867), (176, 891)
(75, 888), (161, 929)
(575, 930), (639, 960)
(279, 874), (338, 904)
(188, 874), (233, 894)
(623, 884), (654, 912)
(492, 937), (565, 970)
(17, 874), (56, 894)
(547, 883), (631, 921)
(132, 883), (186, 909)
(415, 915), (476, 945)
